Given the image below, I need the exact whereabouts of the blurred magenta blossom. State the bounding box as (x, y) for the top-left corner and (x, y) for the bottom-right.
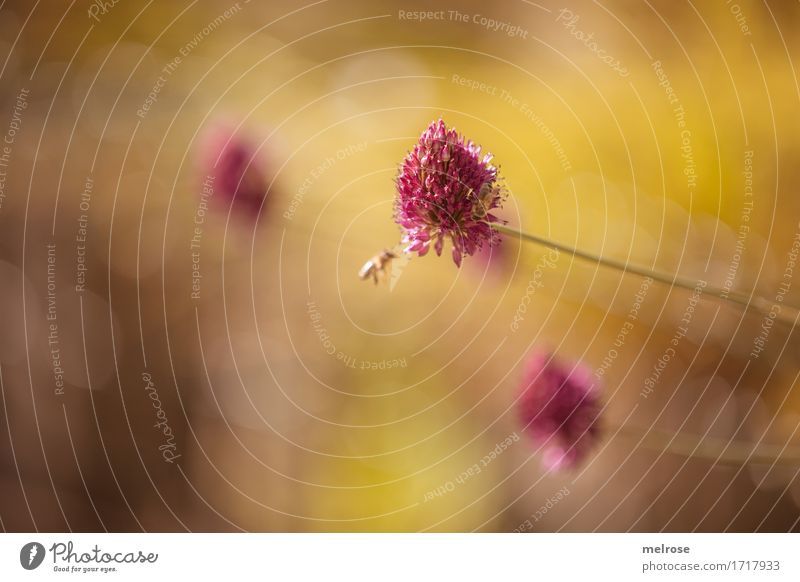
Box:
(197, 121), (270, 217)
(519, 351), (602, 471)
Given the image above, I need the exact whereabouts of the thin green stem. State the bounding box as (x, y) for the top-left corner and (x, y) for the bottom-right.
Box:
(618, 424), (800, 466)
(493, 222), (799, 327)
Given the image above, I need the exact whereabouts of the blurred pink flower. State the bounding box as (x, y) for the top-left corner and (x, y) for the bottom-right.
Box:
(519, 351), (602, 471)
(471, 239), (506, 273)
(197, 122), (270, 217)
(468, 214), (518, 279)
(394, 119), (505, 266)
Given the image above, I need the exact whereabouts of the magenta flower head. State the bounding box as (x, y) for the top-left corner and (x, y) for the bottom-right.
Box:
(395, 119), (505, 266)
(518, 351), (602, 471)
(197, 121), (270, 217)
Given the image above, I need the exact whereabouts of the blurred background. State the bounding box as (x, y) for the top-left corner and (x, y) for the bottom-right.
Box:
(1, 0), (799, 532)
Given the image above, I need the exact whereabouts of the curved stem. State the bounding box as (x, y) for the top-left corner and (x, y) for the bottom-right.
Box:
(618, 424), (800, 466)
(493, 222), (799, 327)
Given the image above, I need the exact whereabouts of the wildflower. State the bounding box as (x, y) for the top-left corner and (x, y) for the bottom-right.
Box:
(197, 122), (269, 216)
(394, 119), (505, 266)
(518, 351), (601, 470)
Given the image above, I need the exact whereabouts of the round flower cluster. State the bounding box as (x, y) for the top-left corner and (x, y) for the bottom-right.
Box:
(394, 119), (505, 266)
